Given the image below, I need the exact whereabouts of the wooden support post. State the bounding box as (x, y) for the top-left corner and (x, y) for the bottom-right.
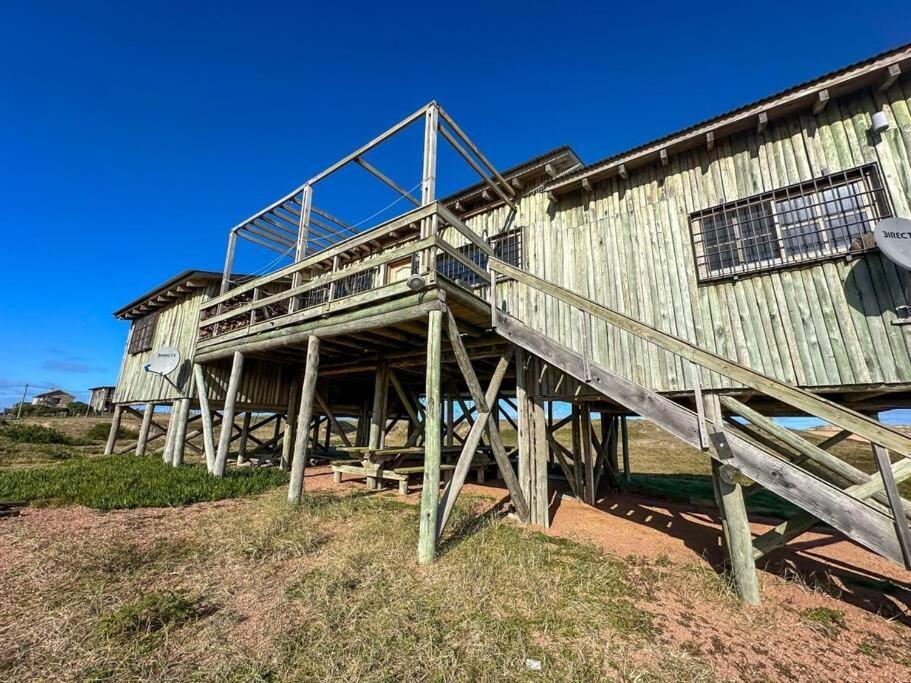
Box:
(193, 364), (217, 472)
(171, 398), (191, 466)
(289, 336), (320, 504)
(162, 400), (178, 464)
(516, 351), (550, 528)
(871, 441), (911, 569)
(282, 374), (302, 470)
(581, 404), (595, 504)
(417, 309), (443, 565)
(214, 351), (245, 477)
(237, 411), (252, 465)
(136, 403), (154, 456)
(104, 404), (123, 455)
(706, 395), (760, 604)
(570, 405), (583, 499)
(621, 416), (630, 483)
(369, 362), (389, 450)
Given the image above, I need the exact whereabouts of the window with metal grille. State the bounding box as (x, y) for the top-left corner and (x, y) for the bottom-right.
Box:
(689, 164), (891, 282)
(436, 228), (524, 286)
(333, 269), (375, 298)
(299, 283), (331, 309)
(128, 312), (157, 354)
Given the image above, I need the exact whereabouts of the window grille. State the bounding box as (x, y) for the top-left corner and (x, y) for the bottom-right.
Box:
(689, 164), (891, 282)
(299, 283), (331, 309)
(436, 228), (524, 286)
(333, 269), (375, 298)
(128, 312), (157, 354)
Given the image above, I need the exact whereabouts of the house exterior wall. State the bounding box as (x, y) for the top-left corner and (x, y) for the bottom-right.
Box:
(465, 75), (911, 395)
(113, 283), (297, 409)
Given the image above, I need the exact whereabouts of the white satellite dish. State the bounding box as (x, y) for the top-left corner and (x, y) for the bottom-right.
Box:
(145, 347), (181, 375)
(875, 217), (911, 270)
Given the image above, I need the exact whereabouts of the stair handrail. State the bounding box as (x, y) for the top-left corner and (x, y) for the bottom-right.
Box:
(489, 257), (911, 457)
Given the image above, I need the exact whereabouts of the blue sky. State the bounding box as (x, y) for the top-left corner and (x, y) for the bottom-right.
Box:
(1, 1), (909, 410)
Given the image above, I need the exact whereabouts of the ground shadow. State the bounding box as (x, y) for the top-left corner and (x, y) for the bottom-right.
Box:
(574, 488), (911, 624)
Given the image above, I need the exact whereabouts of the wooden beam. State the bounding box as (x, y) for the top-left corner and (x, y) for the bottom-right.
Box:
(214, 351), (245, 477)
(445, 308), (489, 413)
(136, 403), (154, 456)
(812, 89), (830, 115)
(618, 164), (628, 180)
(171, 398), (191, 466)
(355, 157), (420, 206)
(757, 111), (768, 134)
(490, 258), (911, 459)
(289, 336), (320, 503)
(104, 405), (123, 455)
(417, 309), (443, 565)
(237, 411), (252, 465)
(369, 362), (389, 450)
(315, 390), (352, 448)
(706, 395), (760, 604)
(193, 364), (217, 472)
(879, 63), (901, 92)
(281, 374), (301, 470)
(721, 396), (911, 516)
(706, 131), (715, 151)
(659, 148), (669, 167)
(437, 350), (512, 536)
(872, 443), (911, 569)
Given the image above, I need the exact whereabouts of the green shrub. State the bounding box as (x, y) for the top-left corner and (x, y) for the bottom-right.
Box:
(0, 422), (71, 445)
(0, 455), (289, 509)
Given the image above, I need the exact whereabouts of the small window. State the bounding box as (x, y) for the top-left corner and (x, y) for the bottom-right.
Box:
(436, 227), (523, 287)
(690, 164), (891, 282)
(128, 312), (157, 354)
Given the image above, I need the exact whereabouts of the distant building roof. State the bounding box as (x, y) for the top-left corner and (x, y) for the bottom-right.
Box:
(34, 389), (74, 398)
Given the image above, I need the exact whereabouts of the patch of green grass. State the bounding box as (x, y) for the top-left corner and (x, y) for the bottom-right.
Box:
(98, 590), (210, 651)
(84, 423), (138, 442)
(799, 606), (846, 637)
(0, 454), (288, 509)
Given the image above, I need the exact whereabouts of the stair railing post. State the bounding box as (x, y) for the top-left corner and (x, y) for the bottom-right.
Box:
(488, 262), (497, 328)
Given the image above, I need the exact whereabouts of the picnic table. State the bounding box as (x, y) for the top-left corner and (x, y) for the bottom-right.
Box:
(331, 445), (491, 494)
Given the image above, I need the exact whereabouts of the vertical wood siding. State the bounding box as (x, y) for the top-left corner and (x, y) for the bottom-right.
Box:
(483, 77), (911, 395)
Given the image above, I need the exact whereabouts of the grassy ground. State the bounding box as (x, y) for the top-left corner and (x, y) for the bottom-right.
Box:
(1, 416), (909, 681)
(0, 487), (723, 681)
(0, 454), (288, 509)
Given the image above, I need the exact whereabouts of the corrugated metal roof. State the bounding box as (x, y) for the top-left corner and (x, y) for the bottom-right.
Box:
(549, 41), (911, 190)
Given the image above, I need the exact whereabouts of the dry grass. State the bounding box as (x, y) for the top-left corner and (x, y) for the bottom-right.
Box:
(0, 489), (723, 682)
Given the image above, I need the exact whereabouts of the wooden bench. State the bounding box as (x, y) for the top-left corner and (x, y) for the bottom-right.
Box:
(331, 461), (459, 494)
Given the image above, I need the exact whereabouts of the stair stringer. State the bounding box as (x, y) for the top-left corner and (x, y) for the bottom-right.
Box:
(496, 312), (905, 566)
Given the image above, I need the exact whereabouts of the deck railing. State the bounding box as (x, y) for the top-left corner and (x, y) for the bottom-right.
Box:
(197, 202), (492, 344)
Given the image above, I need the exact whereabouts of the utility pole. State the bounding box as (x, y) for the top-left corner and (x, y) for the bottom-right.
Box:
(16, 384), (28, 420)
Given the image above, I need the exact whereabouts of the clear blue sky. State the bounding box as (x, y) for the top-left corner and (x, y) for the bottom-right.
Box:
(1, 1), (909, 410)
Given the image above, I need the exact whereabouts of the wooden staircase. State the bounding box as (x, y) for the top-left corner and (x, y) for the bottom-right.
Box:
(488, 258), (911, 579)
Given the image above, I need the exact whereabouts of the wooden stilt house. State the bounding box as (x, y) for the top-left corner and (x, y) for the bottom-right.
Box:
(109, 44), (911, 601)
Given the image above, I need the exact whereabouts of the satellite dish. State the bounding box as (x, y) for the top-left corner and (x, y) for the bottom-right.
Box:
(145, 347), (181, 375)
(875, 217), (911, 270)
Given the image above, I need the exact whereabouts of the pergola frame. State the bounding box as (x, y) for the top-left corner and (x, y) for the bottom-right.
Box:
(219, 101), (517, 296)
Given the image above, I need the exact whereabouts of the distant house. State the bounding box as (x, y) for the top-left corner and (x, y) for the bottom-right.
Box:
(88, 386), (115, 414)
(31, 389), (75, 407)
